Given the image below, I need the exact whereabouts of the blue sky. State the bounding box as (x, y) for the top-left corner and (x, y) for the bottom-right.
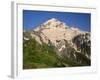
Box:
(23, 10), (91, 32)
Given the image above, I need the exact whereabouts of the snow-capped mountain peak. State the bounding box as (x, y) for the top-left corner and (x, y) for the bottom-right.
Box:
(36, 18), (68, 30)
(23, 18), (91, 65)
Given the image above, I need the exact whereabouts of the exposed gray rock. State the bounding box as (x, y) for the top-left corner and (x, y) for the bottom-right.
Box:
(24, 18), (91, 66)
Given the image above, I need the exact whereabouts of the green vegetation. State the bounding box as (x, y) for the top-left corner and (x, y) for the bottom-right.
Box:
(23, 39), (63, 69)
(23, 38), (88, 69)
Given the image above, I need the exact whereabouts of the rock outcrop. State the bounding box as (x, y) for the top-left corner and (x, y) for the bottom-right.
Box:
(23, 18), (91, 66)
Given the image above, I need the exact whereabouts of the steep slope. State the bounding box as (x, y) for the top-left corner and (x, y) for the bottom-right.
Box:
(23, 18), (91, 67)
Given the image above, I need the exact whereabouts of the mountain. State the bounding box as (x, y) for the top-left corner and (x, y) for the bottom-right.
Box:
(23, 18), (91, 68)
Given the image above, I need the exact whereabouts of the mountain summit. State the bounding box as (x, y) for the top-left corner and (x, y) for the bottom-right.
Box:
(34, 18), (68, 31)
(43, 18), (68, 28)
(24, 18), (91, 66)
(32, 18), (86, 45)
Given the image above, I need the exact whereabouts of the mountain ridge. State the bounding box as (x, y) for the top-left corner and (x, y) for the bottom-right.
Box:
(23, 18), (91, 66)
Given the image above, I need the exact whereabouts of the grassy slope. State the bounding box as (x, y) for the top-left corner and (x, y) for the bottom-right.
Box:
(23, 39), (87, 69)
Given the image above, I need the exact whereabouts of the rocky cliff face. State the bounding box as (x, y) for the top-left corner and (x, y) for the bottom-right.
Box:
(24, 18), (91, 66)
